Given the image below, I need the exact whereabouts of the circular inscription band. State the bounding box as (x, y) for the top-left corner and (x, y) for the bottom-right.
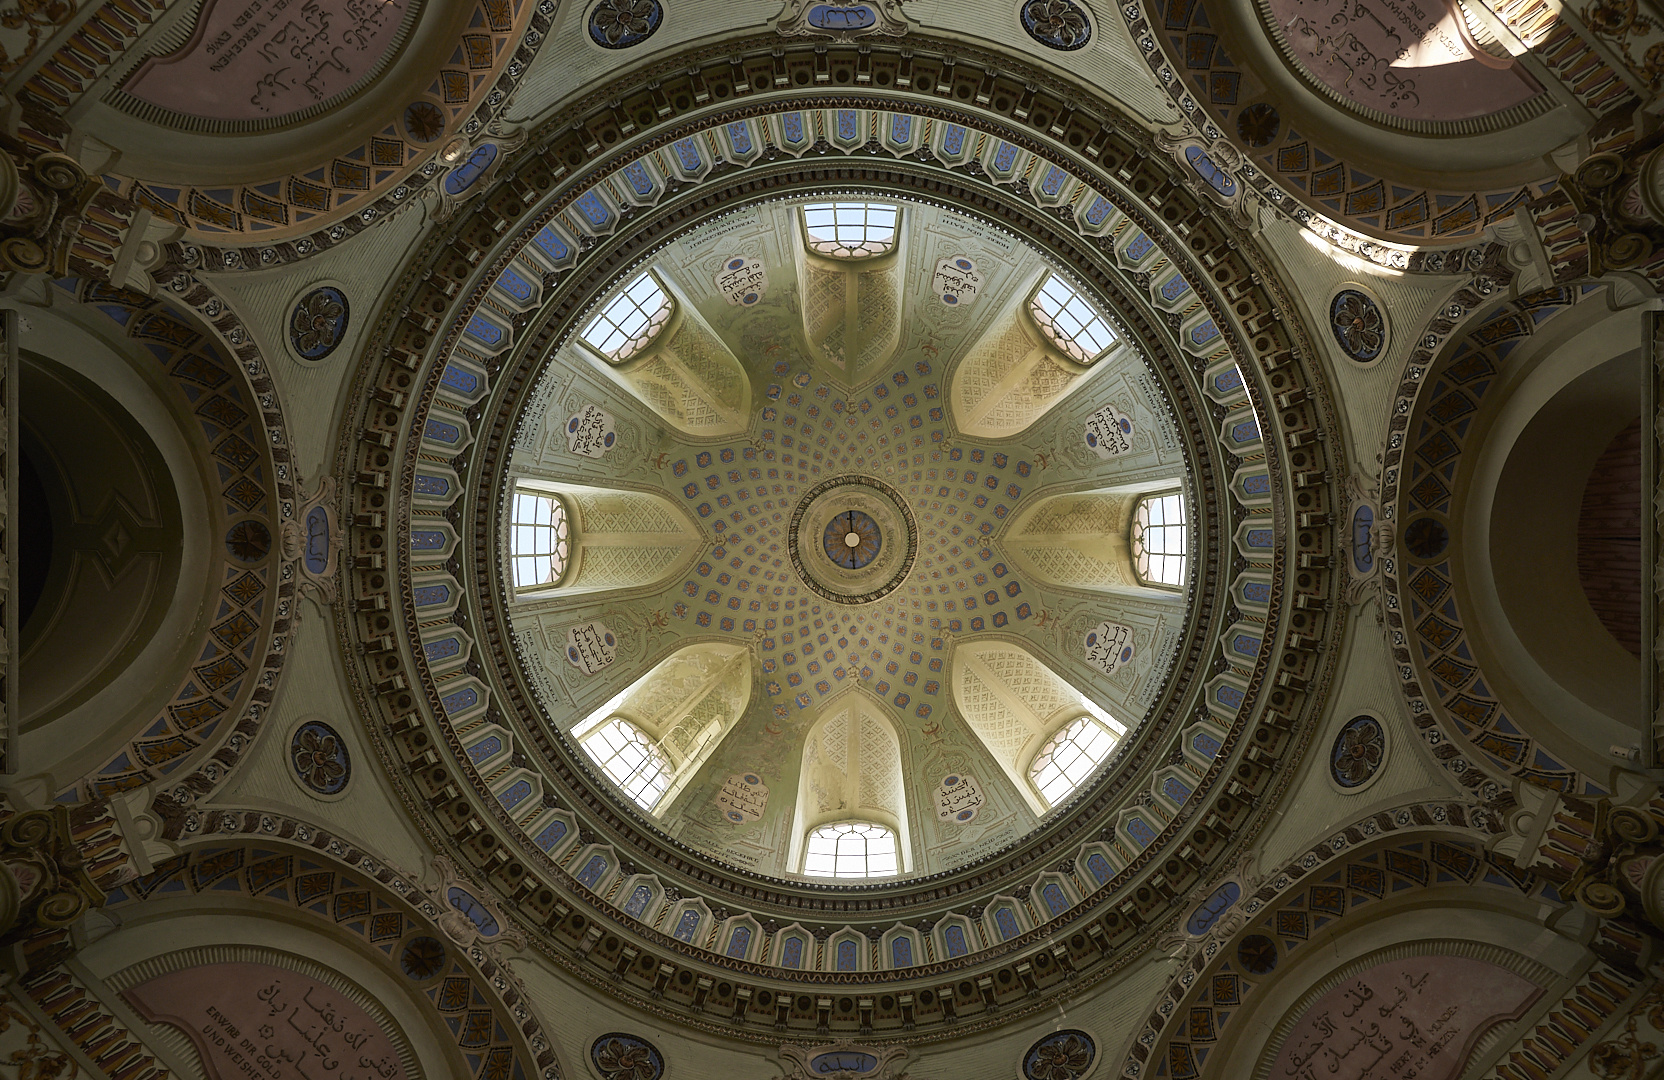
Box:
(790, 475), (917, 605)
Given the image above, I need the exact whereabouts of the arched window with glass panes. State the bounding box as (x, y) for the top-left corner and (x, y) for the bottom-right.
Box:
(799, 201), (900, 258)
(802, 821), (900, 879)
(579, 717), (671, 811)
(509, 489), (570, 589)
(1028, 714), (1121, 808)
(580, 270), (674, 363)
(1028, 272), (1118, 365)
(1131, 492), (1187, 588)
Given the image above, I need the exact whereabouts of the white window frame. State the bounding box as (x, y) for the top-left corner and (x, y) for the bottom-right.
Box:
(579, 716), (672, 811)
(801, 820), (901, 879)
(509, 489), (571, 589)
(799, 201), (902, 259)
(580, 270), (674, 363)
(1027, 272), (1117, 365)
(1131, 491), (1187, 588)
(1028, 713), (1121, 808)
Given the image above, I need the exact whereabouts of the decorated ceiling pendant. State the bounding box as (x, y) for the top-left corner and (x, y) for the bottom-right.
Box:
(589, 0), (664, 47)
(1020, 0), (1092, 50)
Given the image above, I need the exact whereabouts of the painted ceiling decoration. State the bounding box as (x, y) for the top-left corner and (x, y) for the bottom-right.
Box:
(6, 2), (1664, 1080)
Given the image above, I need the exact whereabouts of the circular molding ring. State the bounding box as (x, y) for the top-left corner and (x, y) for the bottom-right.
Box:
(789, 474), (919, 605)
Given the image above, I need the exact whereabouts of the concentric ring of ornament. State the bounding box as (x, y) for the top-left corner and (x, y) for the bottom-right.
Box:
(824, 509), (883, 569)
(790, 475), (918, 605)
(330, 74), (1344, 1032)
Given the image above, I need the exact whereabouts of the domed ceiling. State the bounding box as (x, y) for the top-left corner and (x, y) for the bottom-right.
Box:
(501, 196), (1194, 880)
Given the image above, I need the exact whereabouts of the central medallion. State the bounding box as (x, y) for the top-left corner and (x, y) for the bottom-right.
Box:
(791, 476), (917, 605)
(823, 509), (882, 569)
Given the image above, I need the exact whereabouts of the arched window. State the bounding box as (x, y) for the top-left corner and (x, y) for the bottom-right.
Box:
(510, 490), (570, 588)
(800, 201), (900, 258)
(1029, 714), (1120, 807)
(581, 270), (673, 362)
(1029, 272), (1117, 365)
(580, 717), (671, 810)
(1131, 492), (1187, 587)
(802, 821), (900, 878)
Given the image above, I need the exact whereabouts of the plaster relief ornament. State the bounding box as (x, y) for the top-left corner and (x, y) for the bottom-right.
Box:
(428, 856), (524, 948)
(1020, 0), (1092, 50)
(591, 1034), (664, 1080)
(778, 1041), (909, 1080)
(289, 287), (349, 361)
(1330, 288), (1387, 362)
(1021, 1030), (1096, 1080)
(933, 256), (984, 305)
(566, 621), (618, 673)
(588, 0), (664, 47)
(774, 0), (911, 40)
(715, 256), (768, 305)
(1330, 715), (1385, 788)
(566, 403), (618, 457)
(290, 720), (350, 795)
(935, 774), (986, 822)
(716, 773), (770, 823)
(1083, 403), (1134, 459)
(282, 473), (342, 609)
(1084, 621), (1134, 676)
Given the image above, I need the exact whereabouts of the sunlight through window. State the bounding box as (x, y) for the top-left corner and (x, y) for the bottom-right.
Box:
(1132, 492), (1187, 587)
(1029, 273), (1117, 364)
(581, 271), (673, 362)
(802, 821), (899, 878)
(581, 717), (671, 811)
(801, 202), (901, 258)
(510, 491), (570, 588)
(1029, 715), (1120, 807)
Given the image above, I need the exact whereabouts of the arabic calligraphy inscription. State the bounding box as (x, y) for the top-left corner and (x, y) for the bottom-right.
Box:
(123, 961), (409, 1080)
(1268, 956), (1540, 1080)
(1266, 0), (1540, 122)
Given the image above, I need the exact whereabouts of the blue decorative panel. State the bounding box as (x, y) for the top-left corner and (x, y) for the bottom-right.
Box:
(835, 939), (859, 970)
(289, 287), (349, 361)
(413, 584), (451, 608)
(673, 909), (701, 943)
(443, 144), (498, 196)
(534, 819), (568, 852)
(673, 137), (702, 172)
(944, 925), (969, 957)
(1245, 528), (1273, 548)
(890, 114), (912, 143)
(782, 112), (806, 144)
(303, 506), (331, 574)
(467, 736), (502, 765)
(1162, 777), (1193, 804)
(993, 142), (1019, 172)
(1192, 731), (1222, 758)
(1231, 633), (1261, 657)
(424, 418), (461, 445)
(439, 687), (477, 714)
(1041, 882), (1069, 917)
(994, 906), (1020, 941)
(726, 925), (752, 958)
(1125, 231), (1155, 261)
(1241, 581), (1271, 604)
(1039, 165), (1067, 197)
(576, 854), (608, 888)
(1084, 196), (1112, 226)
(942, 124), (966, 155)
(808, 2), (875, 27)
(622, 161), (654, 196)
(1352, 504), (1376, 573)
(1126, 817), (1158, 847)
(446, 887), (500, 936)
(727, 121), (753, 154)
(413, 474), (450, 497)
(1189, 319), (1220, 347)
(623, 885), (653, 918)
(495, 266), (535, 304)
(532, 226), (571, 263)
(781, 936), (805, 968)
(499, 779), (532, 812)
(890, 937), (913, 967)
(1241, 473), (1271, 495)
(575, 191), (610, 228)
(1086, 853), (1113, 885)
(1185, 882), (1241, 935)
(1214, 366), (1244, 393)
(440, 364), (479, 394)
(463, 314), (504, 348)
(424, 637), (461, 662)
(1216, 684), (1246, 709)
(1159, 273), (1191, 302)
(837, 110), (858, 141)
(411, 530), (447, 551)
(1184, 145), (1237, 196)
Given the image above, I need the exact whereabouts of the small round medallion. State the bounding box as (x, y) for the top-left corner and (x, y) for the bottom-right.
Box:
(1330, 288), (1385, 363)
(1020, 0), (1092, 49)
(591, 1034), (664, 1080)
(289, 286), (349, 362)
(823, 509), (882, 569)
(1331, 715), (1385, 789)
(588, 0), (663, 48)
(225, 519), (271, 563)
(399, 935), (446, 980)
(1404, 516), (1449, 559)
(1023, 1029), (1096, 1080)
(290, 720), (350, 796)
